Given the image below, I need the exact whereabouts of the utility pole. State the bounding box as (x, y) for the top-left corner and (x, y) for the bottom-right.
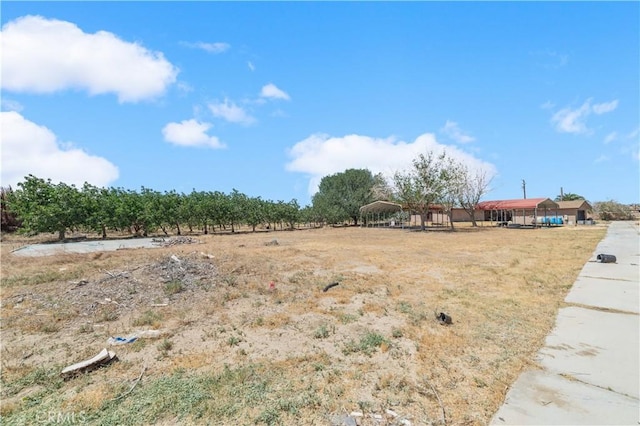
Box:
(522, 179), (527, 199)
(560, 187), (564, 200)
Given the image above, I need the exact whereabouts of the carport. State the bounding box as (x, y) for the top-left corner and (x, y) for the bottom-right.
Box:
(359, 201), (405, 228)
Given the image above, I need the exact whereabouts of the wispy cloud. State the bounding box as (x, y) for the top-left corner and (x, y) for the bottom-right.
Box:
(1, 98), (23, 112)
(181, 41), (230, 54)
(531, 50), (569, 69)
(162, 119), (225, 149)
(248, 61), (255, 72)
(1, 15), (178, 103)
(592, 100), (618, 115)
(627, 127), (639, 140)
(604, 132), (617, 144)
(1, 111), (119, 187)
(208, 98), (255, 125)
(540, 101), (555, 110)
(260, 83), (290, 101)
(594, 155), (609, 164)
(440, 120), (475, 143)
(550, 98), (618, 135)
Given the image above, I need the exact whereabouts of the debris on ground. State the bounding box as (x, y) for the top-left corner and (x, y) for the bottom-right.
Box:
(330, 409), (413, 426)
(61, 348), (117, 379)
(436, 311), (453, 325)
(323, 282), (340, 292)
(107, 329), (165, 345)
(265, 239), (279, 246)
(107, 336), (138, 345)
(596, 253), (617, 263)
(155, 236), (200, 247)
(63, 253), (217, 319)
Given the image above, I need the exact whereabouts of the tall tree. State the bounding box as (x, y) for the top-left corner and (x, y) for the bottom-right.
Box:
(9, 175), (86, 240)
(458, 166), (493, 227)
(370, 172), (394, 201)
(438, 156), (465, 230)
(312, 168), (376, 225)
(393, 152), (452, 231)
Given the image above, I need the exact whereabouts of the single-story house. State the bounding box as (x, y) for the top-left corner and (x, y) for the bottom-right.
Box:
(555, 200), (593, 224)
(476, 198), (561, 226)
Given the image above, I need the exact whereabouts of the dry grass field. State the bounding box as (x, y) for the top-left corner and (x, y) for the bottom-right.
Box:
(0, 223), (607, 425)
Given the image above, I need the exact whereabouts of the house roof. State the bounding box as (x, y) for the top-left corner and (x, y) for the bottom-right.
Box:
(476, 198), (559, 210)
(556, 200), (592, 210)
(359, 201), (403, 214)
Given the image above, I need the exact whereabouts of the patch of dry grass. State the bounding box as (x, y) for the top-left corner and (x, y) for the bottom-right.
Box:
(0, 223), (608, 424)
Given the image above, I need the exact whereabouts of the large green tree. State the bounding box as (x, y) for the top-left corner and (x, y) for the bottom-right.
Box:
(392, 151), (456, 231)
(312, 168), (376, 225)
(9, 175), (86, 240)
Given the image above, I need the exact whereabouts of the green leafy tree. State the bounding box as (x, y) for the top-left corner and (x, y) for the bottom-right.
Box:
(312, 168), (376, 225)
(186, 190), (209, 234)
(228, 189), (247, 233)
(392, 152), (453, 231)
(279, 199), (300, 229)
(244, 196), (266, 232)
(1, 186), (22, 232)
(9, 175), (86, 240)
(111, 188), (146, 236)
(82, 183), (116, 239)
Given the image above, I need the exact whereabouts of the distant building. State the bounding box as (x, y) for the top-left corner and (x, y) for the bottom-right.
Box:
(555, 200), (593, 224)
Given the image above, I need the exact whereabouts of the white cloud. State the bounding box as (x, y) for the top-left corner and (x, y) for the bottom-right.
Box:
(260, 83), (290, 101)
(182, 41), (230, 54)
(604, 132), (617, 144)
(594, 155), (609, 164)
(0, 111), (119, 187)
(286, 132), (496, 196)
(248, 61), (255, 71)
(208, 98), (255, 124)
(1, 98), (23, 112)
(440, 120), (475, 143)
(592, 100), (618, 115)
(551, 101), (592, 134)
(627, 127), (639, 140)
(551, 98), (619, 134)
(1, 15), (178, 103)
(540, 101), (555, 110)
(162, 119), (225, 149)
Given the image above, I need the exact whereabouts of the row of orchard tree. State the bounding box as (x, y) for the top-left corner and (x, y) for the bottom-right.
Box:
(5, 150), (627, 240)
(2, 150), (494, 240)
(4, 175), (306, 240)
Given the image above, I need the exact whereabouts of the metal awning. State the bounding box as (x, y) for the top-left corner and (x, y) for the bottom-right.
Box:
(359, 201), (403, 215)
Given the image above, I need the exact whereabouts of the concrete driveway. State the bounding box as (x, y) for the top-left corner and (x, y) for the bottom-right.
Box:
(491, 221), (639, 425)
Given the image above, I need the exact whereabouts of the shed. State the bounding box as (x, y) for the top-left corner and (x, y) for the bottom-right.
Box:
(556, 200), (593, 224)
(476, 198), (561, 227)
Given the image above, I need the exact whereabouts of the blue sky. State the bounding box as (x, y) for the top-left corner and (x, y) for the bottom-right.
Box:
(1, 2), (638, 205)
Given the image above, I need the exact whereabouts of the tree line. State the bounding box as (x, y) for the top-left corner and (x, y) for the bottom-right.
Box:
(2, 150), (493, 239)
(3, 175), (305, 240)
(3, 149), (631, 240)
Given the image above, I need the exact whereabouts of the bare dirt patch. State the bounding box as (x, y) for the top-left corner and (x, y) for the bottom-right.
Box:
(1, 224), (607, 425)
